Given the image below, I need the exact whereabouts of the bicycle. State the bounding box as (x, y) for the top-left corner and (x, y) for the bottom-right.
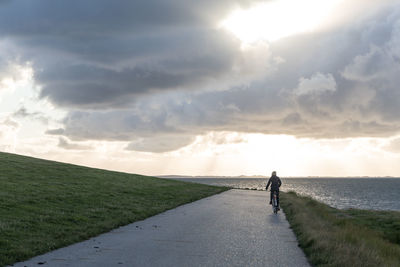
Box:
(271, 191), (279, 214)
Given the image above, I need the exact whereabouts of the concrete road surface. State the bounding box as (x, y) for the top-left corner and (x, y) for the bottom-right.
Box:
(12, 189), (310, 267)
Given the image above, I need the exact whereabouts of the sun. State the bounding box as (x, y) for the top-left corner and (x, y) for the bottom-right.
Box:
(219, 0), (343, 44)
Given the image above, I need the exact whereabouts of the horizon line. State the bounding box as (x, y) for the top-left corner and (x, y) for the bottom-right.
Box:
(157, 175), (400, 179)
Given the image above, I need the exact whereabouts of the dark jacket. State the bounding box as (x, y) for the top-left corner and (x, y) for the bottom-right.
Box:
(266, 175), (282, 191)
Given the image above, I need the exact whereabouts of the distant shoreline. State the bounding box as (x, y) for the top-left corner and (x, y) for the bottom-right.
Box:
(159, 175), (400, 179)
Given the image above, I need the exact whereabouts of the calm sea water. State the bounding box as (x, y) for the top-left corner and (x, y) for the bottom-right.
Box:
(170, 177), (400, 211)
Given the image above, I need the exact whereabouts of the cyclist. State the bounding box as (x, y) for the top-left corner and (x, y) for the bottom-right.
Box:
(266, 171), (282, 209)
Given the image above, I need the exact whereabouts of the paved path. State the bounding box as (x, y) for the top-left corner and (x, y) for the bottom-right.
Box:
(13, 190), (310, 267)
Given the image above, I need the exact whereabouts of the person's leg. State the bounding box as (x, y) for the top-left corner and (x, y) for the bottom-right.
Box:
(269, 191), (272, 204)
(277, 191), (280, 206)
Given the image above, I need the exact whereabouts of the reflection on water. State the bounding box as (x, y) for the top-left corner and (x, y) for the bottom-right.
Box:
(171, 177), (400, 211)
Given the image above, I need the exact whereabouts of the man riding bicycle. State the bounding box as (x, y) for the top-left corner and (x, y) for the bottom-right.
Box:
(266, 171), (282, 210)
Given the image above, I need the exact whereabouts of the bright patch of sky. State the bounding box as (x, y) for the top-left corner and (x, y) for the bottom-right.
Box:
(0, 62), (66, 152)
(219, 0), (344, 43)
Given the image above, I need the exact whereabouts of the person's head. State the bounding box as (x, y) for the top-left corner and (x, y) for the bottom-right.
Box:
(272, 171), (277, 176)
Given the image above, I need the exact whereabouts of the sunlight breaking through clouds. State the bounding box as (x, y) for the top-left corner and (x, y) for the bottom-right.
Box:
(219, 0), (344, 43)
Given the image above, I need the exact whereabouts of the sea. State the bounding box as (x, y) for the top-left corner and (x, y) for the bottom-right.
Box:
(166, 177), (400, 211)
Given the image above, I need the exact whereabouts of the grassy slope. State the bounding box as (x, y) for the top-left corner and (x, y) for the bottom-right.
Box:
(0, 152), (229, 266)
(281, 191), (400, 267)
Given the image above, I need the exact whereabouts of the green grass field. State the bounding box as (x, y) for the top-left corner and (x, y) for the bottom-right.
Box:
(0, 152), (229, 266)
(281, 191), (400, 267)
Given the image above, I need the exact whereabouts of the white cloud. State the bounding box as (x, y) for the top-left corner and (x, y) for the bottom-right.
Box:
(341, 18), (400, 82)
(12, 106), (49, 125)
(126, 135), (195, 153)
(295, 72), (337, 96)
(58, 137), (93, 150)
(341, 45), (394, 82)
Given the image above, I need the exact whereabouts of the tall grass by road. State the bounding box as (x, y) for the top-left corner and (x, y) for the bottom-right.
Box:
(281, 191), (400, 267)
(0, 152), (228, 266)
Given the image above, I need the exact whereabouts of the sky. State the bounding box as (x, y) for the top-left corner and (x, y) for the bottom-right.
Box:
(1, 0), (400, 177)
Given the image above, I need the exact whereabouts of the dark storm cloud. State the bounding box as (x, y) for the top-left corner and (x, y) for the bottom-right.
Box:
(36, 36), (238, 108)
(0, 0), (266, 108)
(0, 1), (197, 36)
(34, 27), (242, 108)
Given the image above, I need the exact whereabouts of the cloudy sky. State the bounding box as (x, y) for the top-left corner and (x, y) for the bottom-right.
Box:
(1, 0), (400, 176)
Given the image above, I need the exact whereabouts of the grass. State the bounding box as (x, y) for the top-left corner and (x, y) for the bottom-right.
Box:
(0, 152), (229, 266)
(281, 191), (400, 267)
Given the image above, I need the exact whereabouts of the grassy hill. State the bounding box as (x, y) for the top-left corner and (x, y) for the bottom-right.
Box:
(0, 152), (228, 266)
